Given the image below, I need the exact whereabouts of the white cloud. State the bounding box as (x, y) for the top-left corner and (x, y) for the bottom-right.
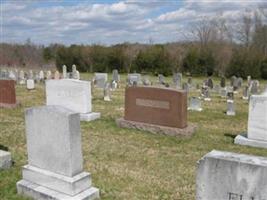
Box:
(1, 0), (266, 45)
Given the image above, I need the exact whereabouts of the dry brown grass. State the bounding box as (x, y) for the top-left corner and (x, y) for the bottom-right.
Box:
(0, 74), (267, 200)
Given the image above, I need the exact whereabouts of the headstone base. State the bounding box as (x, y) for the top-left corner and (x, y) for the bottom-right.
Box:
(0, 150), (12, 169)
(226, 111), (236, 116)
(80, 112), (100, 122)
(116, 118), (197, 137)
(188, 107), (203, 112)
(21, 165), (92, 196)
(17, 180), (99, 200)
(104, 97), (111, 101)
(0, 102), (20, 109)
(234, 133), (267, 149)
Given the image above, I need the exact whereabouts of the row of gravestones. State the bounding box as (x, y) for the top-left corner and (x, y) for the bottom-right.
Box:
(1, 76), (267, 199)
(0, 64), (81, 84)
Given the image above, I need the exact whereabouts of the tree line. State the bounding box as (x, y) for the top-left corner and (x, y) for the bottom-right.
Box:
(1, 9), (267, 79)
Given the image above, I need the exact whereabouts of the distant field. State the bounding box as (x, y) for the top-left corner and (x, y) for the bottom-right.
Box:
(0, 74), (267, 200)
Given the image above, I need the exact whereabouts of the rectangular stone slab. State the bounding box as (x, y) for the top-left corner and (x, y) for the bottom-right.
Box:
(25, 106), (83, 177)
(17, 180), (99, 200)
(0, 150), (12, 169)
(46, 79), (92, 113)
(124, 86), (187, 128)
(196, 150), (267, 200)
(22, 165), (91, 196)
(0, 79), (16, 105)
(248, 95), (267, 141)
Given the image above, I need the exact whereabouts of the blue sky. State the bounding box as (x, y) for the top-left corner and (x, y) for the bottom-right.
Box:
(0, 0), (266, 45)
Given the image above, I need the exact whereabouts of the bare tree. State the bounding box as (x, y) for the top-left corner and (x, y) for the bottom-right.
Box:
(236, 11), (253, 48)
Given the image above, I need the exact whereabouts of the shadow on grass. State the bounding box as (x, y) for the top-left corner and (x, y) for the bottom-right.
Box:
(0, 144), (9, 151)
(224, 133), (236, 140)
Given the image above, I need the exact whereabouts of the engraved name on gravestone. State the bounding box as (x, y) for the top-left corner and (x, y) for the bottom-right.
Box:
(196, 150), (267, 200)
(16, 106), (99, 200)
(46, 79), (100, 121)
(124, 87), (187, 128)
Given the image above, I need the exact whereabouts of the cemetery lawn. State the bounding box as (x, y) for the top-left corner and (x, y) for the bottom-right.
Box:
(1, 74), (267, 200)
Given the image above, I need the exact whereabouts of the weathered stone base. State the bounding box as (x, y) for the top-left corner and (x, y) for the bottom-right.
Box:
(0, 102), (20, 109)
(80, 112), (100, 122)
(116, 118), (197, 137)
(226, 111), (236, 116)
(104, 97), (111, 101)
(0, 150), (12, 169)
(204, 98), (211, 101)
(17, 180), (99, 200)
(234, 133), (267, 149)
(21, 165), (92, 196)
(188, 107), (203, 112)
(242, 96), (249, 100)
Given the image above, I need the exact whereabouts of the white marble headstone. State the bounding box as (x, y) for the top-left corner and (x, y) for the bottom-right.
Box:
(26, 79), (35, 90)
(94, 73), (108, 88)
(196, 150), (267, 200)
(248, 93), (267, 141)
(62, 65), (67, 79)
(46, 79), (100, 121)
(46, 79), (91, 113)
(16, 106), (99, 199)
